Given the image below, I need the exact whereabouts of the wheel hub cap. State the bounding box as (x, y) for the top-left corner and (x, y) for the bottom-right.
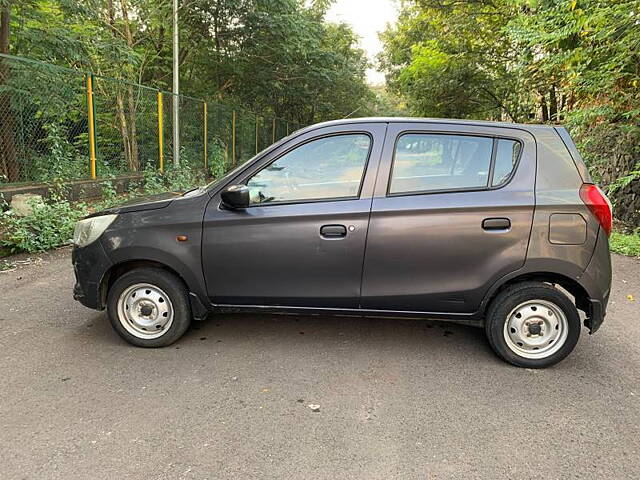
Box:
(116, 283), (174, 339)
(503, 299), (569, 359)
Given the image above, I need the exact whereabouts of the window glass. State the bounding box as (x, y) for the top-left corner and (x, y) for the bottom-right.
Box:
(492, 139), (522, 187)
(390, 134), (493, 194)
(247, 134), (370, 204)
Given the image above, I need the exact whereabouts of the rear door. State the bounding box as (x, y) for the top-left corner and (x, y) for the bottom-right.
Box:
(360, 122), (536, 314)
(202, 122), (386, 309)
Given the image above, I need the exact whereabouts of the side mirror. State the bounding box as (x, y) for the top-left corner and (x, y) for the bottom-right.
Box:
(221, 184), (250, 210)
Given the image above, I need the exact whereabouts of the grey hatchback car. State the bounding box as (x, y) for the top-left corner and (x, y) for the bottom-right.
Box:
(72, 118), (612, 368)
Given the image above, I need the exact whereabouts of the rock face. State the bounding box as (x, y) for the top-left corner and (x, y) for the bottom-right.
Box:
(10, 193), (43, 216)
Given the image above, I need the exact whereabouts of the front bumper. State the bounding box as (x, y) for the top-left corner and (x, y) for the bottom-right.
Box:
(72, 239), (113, 310)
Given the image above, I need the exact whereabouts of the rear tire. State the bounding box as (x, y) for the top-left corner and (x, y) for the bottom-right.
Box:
(484, 282), (581, 368)
(107, 268), (192, 347)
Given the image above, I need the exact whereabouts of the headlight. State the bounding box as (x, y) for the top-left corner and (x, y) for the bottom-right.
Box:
(73, 214), (118, 248)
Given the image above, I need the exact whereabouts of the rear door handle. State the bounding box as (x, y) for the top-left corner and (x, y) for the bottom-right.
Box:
(483, 218), (511, 231)
(320, 224), (347, 238)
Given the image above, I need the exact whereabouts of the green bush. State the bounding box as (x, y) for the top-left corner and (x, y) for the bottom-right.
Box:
(0, 196), (88, 253)
(0, 156), (210, 254)
(141, 151), (208, 194)
(29, 123), (87, 183)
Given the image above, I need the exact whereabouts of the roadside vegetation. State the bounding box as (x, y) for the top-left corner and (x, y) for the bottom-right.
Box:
(0, 160), (210, 254)
(610, 232), (640, 258)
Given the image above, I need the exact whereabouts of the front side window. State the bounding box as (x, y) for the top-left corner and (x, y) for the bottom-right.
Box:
(247, 134), (371, 205)
(390, 134), (494, 194)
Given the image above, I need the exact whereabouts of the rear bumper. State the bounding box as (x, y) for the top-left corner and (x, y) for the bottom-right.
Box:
(72, 239), (113, 310)
(584, 297), (607, 334)
(579, 228), (612, 334)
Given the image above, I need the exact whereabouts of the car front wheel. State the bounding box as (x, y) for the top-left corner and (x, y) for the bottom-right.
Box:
(107, 268), (192, 347)
(485, 282), (581, 368)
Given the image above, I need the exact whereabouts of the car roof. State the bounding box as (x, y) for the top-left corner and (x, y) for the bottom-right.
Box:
(299, 117), (561, 133)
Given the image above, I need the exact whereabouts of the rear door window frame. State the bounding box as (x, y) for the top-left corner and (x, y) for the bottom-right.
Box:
(386, 131), (524, 197)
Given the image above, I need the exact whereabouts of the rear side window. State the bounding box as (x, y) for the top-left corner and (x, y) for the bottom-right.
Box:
(492, 139), (522, 187)
(389, 133), (522, 195)
(390, 134), (493, 194)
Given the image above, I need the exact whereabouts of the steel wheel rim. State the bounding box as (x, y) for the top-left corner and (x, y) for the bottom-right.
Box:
(503, 299), (569, 359)
(116, 283), (174, 339)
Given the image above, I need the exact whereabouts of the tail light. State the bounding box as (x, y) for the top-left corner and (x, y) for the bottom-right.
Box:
(579, 183), (612, 236)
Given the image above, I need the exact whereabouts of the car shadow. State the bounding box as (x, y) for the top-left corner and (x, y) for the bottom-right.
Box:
(81, 310), (493, 358)
(184, 312), (496, 360)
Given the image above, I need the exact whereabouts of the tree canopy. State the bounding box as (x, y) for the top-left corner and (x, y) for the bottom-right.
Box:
(380, 0), (640, 225)
(3, 0), (374, 124)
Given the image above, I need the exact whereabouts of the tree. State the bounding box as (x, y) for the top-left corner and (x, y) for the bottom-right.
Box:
(380, 0), (640, 225)
(0, 0), (17, 182)
(379, 0), (529, 121)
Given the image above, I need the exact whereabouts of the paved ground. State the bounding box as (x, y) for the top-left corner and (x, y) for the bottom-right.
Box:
(0, 249), (639, 480)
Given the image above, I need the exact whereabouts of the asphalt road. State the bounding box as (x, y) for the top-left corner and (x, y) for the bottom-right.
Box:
(1, 248), (639, 480)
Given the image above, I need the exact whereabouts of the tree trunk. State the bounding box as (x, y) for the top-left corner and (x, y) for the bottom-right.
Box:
(120, 0), (139, 171)
(115, 92), (133, 170)
(540, 91), (549, 122)
(105, 0), (131, 170)
(126, 84), (139, 171)
(0, 4), (18, 182)
(549, 86), (558, 122)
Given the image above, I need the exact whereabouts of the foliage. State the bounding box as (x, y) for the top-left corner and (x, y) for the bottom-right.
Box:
(208, 141), (228, 180)
(7, 0), (373, 125)
(0, 152), (210, 254)
(29, 123), (86, 182)
(380, 0), (640, 226)
(0, 194), (87, 253)
(610, 232), (640, 258)
(379, 0), (529, 121)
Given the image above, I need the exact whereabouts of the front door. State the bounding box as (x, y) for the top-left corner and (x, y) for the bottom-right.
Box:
(202, 123), (386, 308)
(361, 122), (536, 314)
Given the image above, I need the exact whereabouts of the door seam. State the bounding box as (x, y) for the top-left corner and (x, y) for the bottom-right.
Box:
(357, 122), (390, 308)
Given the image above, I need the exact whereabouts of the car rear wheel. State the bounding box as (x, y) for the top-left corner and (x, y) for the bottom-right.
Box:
(107, 268), (191, 347)
(485, 282), (581, 368)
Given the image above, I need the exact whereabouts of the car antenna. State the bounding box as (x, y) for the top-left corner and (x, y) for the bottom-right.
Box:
(344, 106), (363, 119)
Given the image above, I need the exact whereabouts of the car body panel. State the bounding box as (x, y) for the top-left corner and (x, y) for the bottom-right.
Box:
(201, 122), (387, 308)
(99, 193), (210, 302)
(360, 122), (536, 313)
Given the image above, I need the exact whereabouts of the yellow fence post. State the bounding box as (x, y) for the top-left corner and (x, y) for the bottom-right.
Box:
(232, 110), (236, 167)
(157, 91), (164, 173)
(255, 115), (259, 155)
(286, 121), (289, 136)
(203, 102), (208, 170)
(86, 74), (97, 179)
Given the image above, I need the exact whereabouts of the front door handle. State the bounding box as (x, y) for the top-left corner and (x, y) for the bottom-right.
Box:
(320, 224), (347, 238)
(483, 218), (511, 230)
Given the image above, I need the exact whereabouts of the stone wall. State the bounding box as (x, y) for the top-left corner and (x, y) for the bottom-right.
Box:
(575, 123), (640, 228)
(0, 174), (143, 206)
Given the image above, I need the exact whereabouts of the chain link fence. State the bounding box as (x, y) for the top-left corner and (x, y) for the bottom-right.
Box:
(0, 54), (303, 187)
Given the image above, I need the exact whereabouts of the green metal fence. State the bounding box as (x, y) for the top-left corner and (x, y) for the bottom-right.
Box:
(0, 54), (302, 186)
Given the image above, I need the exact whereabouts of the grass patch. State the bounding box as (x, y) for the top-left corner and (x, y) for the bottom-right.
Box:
(610, 231), (640, 257)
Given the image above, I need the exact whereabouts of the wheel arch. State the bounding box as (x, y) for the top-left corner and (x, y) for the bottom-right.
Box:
(99, 259), (209, 320)
(481, 271), (591, 320)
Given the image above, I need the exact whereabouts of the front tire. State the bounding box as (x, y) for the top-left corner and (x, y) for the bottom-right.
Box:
(485, 282), (581, 368)
(107, 268), (192, 347)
